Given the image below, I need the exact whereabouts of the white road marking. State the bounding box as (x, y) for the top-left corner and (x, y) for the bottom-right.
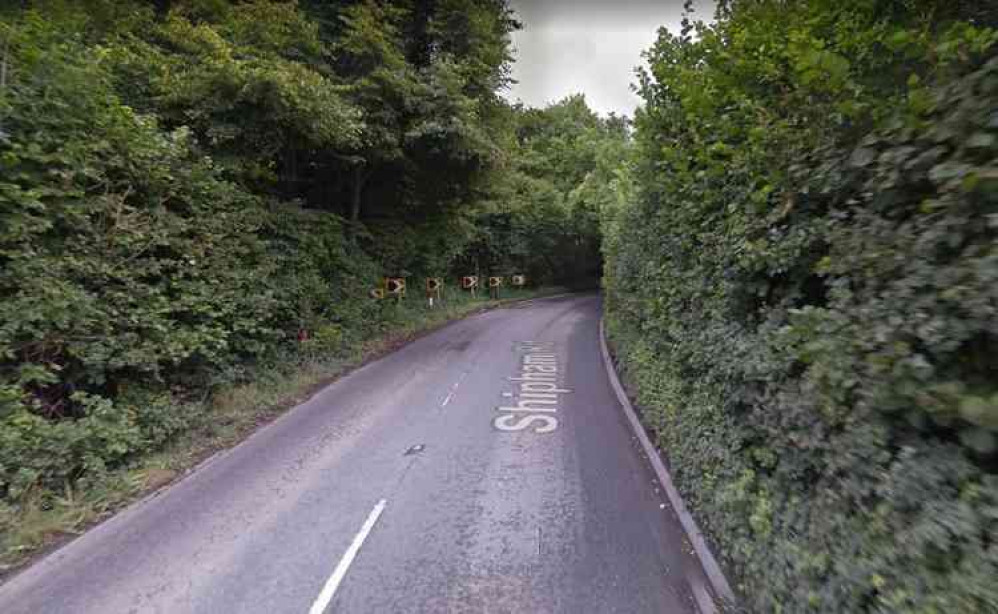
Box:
(440, 369), (471, 408)
(308, 499), (387, 614)
(494, 341), (565, 433)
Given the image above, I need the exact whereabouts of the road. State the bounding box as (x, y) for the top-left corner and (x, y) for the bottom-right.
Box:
(0, 295), (714, 613)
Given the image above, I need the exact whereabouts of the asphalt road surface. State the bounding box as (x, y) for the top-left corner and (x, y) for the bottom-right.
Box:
(0, 295), (714, 613)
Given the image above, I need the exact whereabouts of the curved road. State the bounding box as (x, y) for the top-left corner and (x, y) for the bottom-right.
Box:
(0, 295), (714, 613)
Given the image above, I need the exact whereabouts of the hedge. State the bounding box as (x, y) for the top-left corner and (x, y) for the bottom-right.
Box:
(603, 2), (998, 611)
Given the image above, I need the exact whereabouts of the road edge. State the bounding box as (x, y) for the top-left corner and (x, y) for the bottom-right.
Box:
(598, 317), (737, 611)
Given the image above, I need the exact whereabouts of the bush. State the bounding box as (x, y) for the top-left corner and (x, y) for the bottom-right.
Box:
(604, 3), (998, 610)
(0, 12), (281, 495)
(0, 394), (142, 501)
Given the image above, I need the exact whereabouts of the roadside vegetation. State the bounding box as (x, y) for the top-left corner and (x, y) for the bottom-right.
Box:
(0, 0), (614, 571)
(602, 1), (998, 611)
(1, 284), (555, 572)
(3, 0), (997, 611)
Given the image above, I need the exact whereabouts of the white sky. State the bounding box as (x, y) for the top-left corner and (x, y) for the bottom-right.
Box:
(503, 0), (715, 117)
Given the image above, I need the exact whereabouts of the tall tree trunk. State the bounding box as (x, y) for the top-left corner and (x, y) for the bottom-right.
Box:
(0, 34), (8, 137)
(350, 165), (365, 224)
(281, 148), (297, 199)
(1, 36), (8, 91)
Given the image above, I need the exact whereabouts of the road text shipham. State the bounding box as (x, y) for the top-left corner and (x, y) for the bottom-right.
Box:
(493, 341), (570, 433)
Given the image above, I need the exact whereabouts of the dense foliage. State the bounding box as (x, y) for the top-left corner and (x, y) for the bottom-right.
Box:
(6, 0), (994, 609)
(0, 0), (605, 529)
(467, 95), (626, 287)
(603, 0), (998, 610)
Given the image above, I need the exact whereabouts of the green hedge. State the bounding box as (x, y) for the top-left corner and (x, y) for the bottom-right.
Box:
(604, 2), (998, 611)
(0, 13), (372, 500)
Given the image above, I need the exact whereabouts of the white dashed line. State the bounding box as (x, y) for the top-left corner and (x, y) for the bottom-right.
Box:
(308, 499), (387, 614)
(440, 370), (471, 408)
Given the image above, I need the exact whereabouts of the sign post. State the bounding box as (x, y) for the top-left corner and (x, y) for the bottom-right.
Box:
(461, 275), (479, 298)
(488, 276), (503, 300)
(425, 278), (443, 308)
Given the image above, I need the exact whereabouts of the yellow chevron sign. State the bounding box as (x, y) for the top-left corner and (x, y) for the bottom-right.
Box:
(488, 276), (503, 288)
(426, 278), (442, 292)
(511, 275), (525, 287)
(386, 277), (406, 296)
